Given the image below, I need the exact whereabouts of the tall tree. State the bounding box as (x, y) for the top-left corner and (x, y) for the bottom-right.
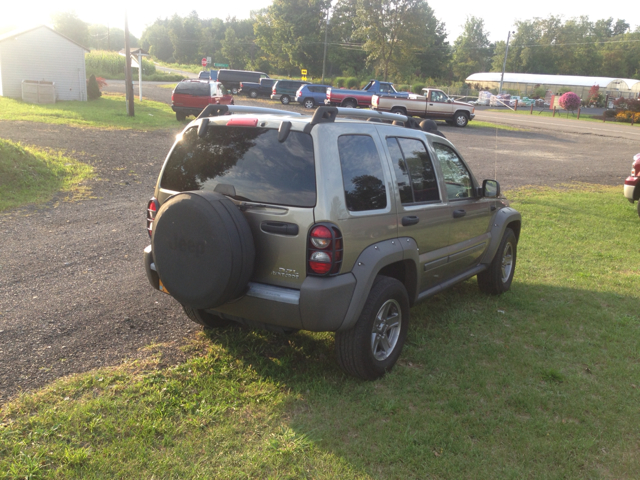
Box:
(452, 16), (493, 80)
(141, 22), (174, 61)
(51, 11), (89, 47)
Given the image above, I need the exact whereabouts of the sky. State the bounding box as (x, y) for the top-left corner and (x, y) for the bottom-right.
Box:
(2, 0), (639, 44)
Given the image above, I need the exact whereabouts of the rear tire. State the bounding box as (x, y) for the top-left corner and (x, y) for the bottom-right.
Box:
(477, 228), (517, 295)
(176, 112), (186, 121)
(303, 98), (315, 109)
(390, 107), (406, 115)
(249, 90), (258, 98)
(280, 95), (291, 105)
(231, 87), (239, 95)
(335, 276), (409, 380)
(183, 305), (231, 329)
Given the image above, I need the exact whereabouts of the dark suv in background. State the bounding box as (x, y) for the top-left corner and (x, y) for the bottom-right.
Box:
(271, 80), (311, 105)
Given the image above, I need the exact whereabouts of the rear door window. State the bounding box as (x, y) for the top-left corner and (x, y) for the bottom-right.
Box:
(386, 137), (440, 204)
(161, 126), (316, 207)
(338, 135), (387, 212)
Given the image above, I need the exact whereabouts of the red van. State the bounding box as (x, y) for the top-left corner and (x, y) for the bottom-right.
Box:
(171, 80), (234, 121)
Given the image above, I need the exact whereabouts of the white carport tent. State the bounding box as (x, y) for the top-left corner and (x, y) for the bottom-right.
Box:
(466, 72), (640, 99)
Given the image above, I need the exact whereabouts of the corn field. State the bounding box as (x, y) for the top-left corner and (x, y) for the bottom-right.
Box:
(85, 51), (156, 76)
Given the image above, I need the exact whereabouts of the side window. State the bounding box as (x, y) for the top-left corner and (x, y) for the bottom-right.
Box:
(338, 135), (387, 212)
(433, 143), (474, 200)
(386, 137), (440, 204)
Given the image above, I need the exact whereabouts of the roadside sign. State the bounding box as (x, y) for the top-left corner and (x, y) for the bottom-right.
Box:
(214, 63), (229, 68)
(301, 69), (307, 75)
(206, 57), (211, 64)
(202, 58), (207, 67)
(302, 76), (307, 81)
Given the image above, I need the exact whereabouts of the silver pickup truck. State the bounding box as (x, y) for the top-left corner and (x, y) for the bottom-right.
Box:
(372, 88), (475, 127)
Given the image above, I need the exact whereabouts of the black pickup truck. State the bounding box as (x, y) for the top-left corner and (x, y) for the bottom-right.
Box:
(238, 78), (277, 98)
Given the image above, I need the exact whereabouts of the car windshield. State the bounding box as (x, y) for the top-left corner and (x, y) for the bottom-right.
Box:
(160, 125), (316, 207)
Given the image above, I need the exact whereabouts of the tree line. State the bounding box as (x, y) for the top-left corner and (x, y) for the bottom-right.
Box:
(51, 2), (640, 84)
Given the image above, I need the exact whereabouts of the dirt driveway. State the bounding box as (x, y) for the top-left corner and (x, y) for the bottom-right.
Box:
(1, 85), (637, 402)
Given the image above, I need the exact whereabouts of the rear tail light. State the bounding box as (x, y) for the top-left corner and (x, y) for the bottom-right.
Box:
(146, 198), (159, 238)
(272, 87), (277, 94)
(308, 223), (343, 275)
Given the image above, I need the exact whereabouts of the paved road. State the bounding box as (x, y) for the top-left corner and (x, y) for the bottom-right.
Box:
(475, 108), (640, 141)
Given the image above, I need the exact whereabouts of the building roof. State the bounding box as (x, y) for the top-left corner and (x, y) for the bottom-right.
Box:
(0, 25), (90, 52)
(466, 72), (640, 90)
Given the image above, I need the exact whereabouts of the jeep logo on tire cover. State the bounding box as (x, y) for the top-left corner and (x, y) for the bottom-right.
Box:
(167, 235), (206, 257)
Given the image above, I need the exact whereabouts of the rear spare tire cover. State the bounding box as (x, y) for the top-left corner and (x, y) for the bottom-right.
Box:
(152, 191), (255, 309)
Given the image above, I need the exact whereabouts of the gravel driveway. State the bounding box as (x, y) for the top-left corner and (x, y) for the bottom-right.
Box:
(1, 84), (637, 403)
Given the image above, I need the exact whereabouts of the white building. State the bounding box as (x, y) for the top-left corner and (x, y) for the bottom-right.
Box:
(466, 72), (640, 99)
(0, 25), (89, 101)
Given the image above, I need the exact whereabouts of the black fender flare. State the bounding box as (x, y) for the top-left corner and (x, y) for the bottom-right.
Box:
(479, 207), (522, 265)
(337, 237), (420, 331)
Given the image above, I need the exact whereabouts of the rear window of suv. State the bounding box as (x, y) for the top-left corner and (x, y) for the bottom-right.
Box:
(160, 125), (316, 207)
(174, 82), (210, 96)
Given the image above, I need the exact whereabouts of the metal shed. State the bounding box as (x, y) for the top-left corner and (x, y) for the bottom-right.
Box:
(0, 25), (89, 101)
(466, 72), (640, 99)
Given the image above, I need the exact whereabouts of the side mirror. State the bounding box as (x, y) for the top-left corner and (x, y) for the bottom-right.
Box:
(483, 179), (500, 198)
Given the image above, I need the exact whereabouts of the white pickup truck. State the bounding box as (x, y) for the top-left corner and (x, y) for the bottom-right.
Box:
(371, 88), (475, 127)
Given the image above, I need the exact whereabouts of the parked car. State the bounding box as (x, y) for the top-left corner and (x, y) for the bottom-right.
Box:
(325, 79), (409, 108)
(372, 88), (475, 127)
(197, 70), (219, 81)
(238, 78), (278, 98)
(271, 80), (310, 105)
(295, 84), (330, 108)
(624, 152), (640, 216)
(144, 104), (521, 380)
(170, 80), (233, 121)
(217, 69), (269, 95)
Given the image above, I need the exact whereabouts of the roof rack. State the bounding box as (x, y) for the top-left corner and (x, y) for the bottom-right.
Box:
(197, 104), (303, 119)
(310, 106), (410, 125)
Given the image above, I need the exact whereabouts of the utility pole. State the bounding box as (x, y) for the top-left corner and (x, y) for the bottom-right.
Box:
(321, 7), (329, 84)
(124, 13), (135, 116)
(499, 30), (514, 94)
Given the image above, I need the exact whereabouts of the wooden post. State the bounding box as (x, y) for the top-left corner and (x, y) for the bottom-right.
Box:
(124, 13), (134, 117)
(514, 99), (518, 111)
(530, 104), (533, 114)
(577, 107), (581, 120)
(553, 107), (556, 117)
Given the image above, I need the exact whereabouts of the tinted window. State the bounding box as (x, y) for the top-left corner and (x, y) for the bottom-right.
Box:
(161, 126), (316, 207)
(175, 82), (210, 96)
(338, 135), (387, 212)
(387, 138), (440, 204)
(433, 143), (474, 200)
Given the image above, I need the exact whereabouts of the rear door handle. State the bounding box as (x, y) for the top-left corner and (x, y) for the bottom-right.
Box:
(261, 221), (299, 236)
(453, 209), (466, 218)
(402, 216), (419, 226)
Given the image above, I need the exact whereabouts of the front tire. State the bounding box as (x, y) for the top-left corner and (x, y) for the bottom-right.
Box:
(280, 95), (291, 105)
(335, 276), (409, 380)
(453, 111), (469, 127)
(303, 98), (315, 109)
(477, 228), (517, 295)
(183, 305), (231, 329)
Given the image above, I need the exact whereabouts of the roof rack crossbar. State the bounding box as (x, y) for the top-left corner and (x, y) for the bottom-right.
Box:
(310, 106), (410, 125)
(197, 104), (303, 119)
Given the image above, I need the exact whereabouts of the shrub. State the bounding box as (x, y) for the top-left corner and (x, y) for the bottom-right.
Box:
(412, 84), (425, 94)
(603, 109), (617, 118)
(559, 92), (581, 111)
(87, 74), (101, 100)
(346, 77), (358, 89)
(335, 77), (346, 88)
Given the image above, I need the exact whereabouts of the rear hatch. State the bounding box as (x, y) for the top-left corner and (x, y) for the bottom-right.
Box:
(157, 123), (316, 290)
(172, 81), (210, 108)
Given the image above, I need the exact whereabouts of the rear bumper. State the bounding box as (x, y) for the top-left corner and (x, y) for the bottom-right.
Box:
(171, 105), (203, 116)
(270, 94), (282, 101)
(144, 245), (356, 332)
(624, 177), (639, 202)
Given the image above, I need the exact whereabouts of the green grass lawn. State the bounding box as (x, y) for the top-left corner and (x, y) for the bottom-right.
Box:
(1, 184), (639, 478)
(0, 93), (179, 131)
(0, 139), (93, 212)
